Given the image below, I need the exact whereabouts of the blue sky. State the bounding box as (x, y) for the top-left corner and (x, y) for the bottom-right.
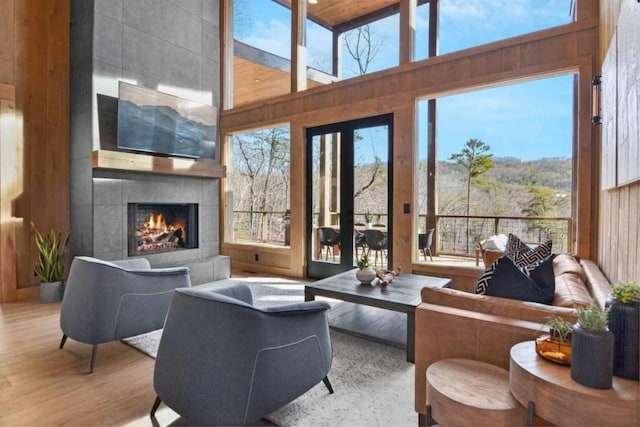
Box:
(234, 0), (574, 161)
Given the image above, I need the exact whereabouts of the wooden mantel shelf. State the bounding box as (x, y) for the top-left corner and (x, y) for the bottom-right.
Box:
(92, 150), (226, 178)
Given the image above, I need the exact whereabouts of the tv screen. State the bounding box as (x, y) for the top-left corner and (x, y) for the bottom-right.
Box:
(117, 82), (218, 159)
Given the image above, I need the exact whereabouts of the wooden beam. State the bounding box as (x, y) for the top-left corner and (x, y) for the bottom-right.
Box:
(220, 0), (234, 109)
(399, 0), (416, 65)
(221, 20), (598, 131)
(92, 150), (226, 178)
(0, 88), (18, 302)
(0, 0), (14, 85)
(291, 0), (307, 92)
(429, 0), (438, 57)
(332, 31), (341, 78)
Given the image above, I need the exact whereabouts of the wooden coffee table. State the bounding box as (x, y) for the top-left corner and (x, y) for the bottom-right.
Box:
(304, 269), (451, 363)
(509, 341), (640, 427)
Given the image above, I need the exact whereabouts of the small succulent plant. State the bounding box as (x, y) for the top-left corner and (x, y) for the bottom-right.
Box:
(357, 252), (370, 269)
(611, 282), (640, 304)
(545, 316), (573, 342)
(576, 303), (609, 332)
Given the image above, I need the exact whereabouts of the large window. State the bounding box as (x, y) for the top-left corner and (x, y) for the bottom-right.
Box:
(233, 0), (292, 106)
(229, 125), (291, 246)
(233, 0), (290, 59)
(416, 74), (575, 260)
(439, 0), (574, 55)
(341, 13), (399, 78)
(307, 19), (333, 75)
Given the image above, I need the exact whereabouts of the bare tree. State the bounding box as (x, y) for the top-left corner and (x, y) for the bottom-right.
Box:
(232, 127), (290, 241)
(343, 24), (384, 75)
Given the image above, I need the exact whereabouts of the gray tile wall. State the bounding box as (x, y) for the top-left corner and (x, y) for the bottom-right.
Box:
(70, 0), (222, 284)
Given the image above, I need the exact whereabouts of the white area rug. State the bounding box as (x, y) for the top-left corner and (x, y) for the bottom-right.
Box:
(123, 281), (416, 426)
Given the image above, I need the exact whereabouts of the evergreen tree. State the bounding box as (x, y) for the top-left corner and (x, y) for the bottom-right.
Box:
(449, 138), (494, 252)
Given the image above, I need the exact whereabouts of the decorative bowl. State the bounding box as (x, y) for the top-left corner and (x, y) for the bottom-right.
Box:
(535, 335), (572, 366)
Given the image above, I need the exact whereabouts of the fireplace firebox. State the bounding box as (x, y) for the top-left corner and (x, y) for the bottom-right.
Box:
(128, 203), (198, 255)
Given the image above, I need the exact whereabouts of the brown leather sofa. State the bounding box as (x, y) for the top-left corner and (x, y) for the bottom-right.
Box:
(414, 254), (612, 423)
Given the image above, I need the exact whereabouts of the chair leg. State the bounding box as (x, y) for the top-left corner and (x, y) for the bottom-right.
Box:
(59, 334), (67, 349)
(150, 395), (162, 418)
(89, 344), (98, 374)
(427, 248), (433, 262)
(322, 376), (334, 394)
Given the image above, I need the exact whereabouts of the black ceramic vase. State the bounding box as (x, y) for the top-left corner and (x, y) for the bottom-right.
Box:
(607, 298), (640, 380)
(570, 324), (614, 389)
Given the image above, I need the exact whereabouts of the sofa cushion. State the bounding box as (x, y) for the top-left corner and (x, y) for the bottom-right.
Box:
(421, 287), (577, 324)
(550, 254), (593, 308)
(474, 256), (555, 304)
(553, 253), (586, 281)
(553, 271), (593, 308)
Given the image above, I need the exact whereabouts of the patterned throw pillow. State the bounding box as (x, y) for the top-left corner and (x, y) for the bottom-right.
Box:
(513, 240), (553, 268)
(504, 233), (529, 258)
(504, 233), (553, 268)
(474, 255), (556, 304)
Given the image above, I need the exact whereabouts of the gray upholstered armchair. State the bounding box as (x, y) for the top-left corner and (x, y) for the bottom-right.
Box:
(151, 283), (334, 426)
(59, 256), (191, 373)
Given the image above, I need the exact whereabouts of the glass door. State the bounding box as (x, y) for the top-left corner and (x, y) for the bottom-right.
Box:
(306, 114), (393, 279)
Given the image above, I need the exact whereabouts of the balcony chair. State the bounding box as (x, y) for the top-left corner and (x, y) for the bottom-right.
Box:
(151, 283), (334, 426)
(363, 229), (388, 266)
(354, 228), (367, 259)
(59, 256), (191, 373)
(318, 226), (341, 261)
(418, 228), (435, 261)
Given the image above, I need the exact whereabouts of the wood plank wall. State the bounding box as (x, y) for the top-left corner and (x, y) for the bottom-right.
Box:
(598, 0), (640, 284)
(220, 2), (600, 278)
(0, 0), (70, 301)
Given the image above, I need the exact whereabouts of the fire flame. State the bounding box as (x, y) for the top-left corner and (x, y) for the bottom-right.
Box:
(143, 213), (185, 236)
(147, 213), (167, 231)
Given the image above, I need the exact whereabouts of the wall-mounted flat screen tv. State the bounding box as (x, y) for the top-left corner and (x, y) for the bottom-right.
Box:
(117, 81), (218, 159)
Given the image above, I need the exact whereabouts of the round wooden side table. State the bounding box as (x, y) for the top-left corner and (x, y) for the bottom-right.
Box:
(509, 340), (640, 427)
(426, 359), (526, 426)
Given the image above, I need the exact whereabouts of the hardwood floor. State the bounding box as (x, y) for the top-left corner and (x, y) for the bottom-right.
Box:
(0, 274), (406, 426)
(0, 299), (180, 426)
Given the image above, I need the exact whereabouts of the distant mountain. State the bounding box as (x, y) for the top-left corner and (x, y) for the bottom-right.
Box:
(439, 156), (572, 192)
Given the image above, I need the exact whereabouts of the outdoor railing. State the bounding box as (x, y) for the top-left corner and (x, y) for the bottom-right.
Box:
(233, 210), (290, 245)
(429, 214), (572, 256)
(233, 210), (572, 257)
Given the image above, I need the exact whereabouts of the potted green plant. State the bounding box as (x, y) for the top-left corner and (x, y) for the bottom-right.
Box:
(31, 222), (70, 303)
(355, 252), (376, 285)
(536, 316), (573, 365)
(607, 282), (640, 380)
(570, 303), (614, 389)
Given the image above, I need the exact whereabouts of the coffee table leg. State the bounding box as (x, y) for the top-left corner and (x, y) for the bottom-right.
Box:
(304, 288), (315, 302)
(406, 308), (415, 363)
(527, 401), (535, 427)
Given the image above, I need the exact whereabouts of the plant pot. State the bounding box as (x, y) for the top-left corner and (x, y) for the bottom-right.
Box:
(356, 267), (376, 285)
(570, 324), (614, 389)
(606, 297), (640, 380)
(40, 281), (63, 303)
